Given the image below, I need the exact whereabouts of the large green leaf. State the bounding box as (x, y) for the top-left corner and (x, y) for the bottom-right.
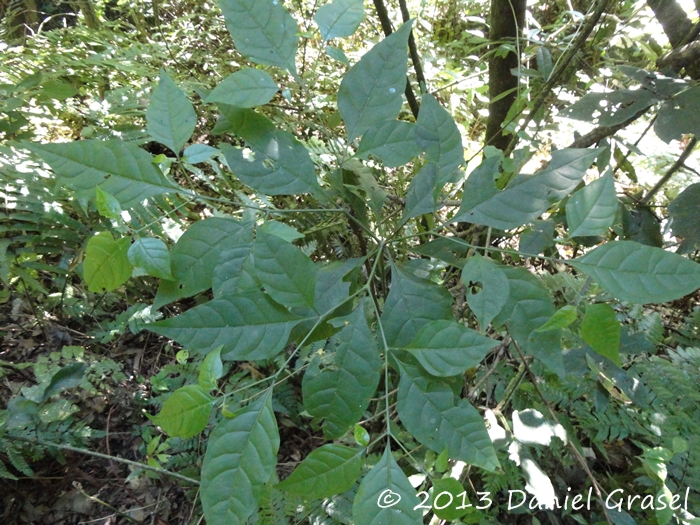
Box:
(454, 148), (601, 229)
(570, 241), (700, 304)
(42, 363), (86, 401)
(397, 360), (499, 471)
(205, 69), (278, 108)
(461, 253), (510, 329)
(581, 303), (621, 366)
(404, 320), (497, 376)
(668, 183), (700, 253)
(220, 118), (321, 196)
(147, 291), (307, 360)
(458, 155), (501, 213)
(338, 21), (412, 141)
(278, 444), (363, 499)
(415, 93), (464, 185)
(356, 120), (421, 167)
(146, 70), (196, 155)
(212, 243), (258, 297)
(83, 232), (132, 293)
(492, 267), (564, 376)
(380, 262), (453, 348)
(303, 303), (381, 438)
(219, 0), (299, 74)
(315, 0), (364, 41)
(352, 446), (422, 525)
(402, 163), (440, 220)
(149, 384), (213, 438)
(566, 171), (617, 238)
(23, 140), (177, 209)
(254, 230), (317, 310)
(154, 218), (252, 308)
(201, 391), (279, 525)
(655, 86), (700, 143)
(128, 237), (173, 280)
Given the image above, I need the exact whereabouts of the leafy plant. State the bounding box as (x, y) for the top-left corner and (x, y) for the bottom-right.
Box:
(2, 0), (700, 524)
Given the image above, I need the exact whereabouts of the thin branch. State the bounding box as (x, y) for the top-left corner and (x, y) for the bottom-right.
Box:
(398, 0), (426, 94)
(567, 106), (651, 149)
(641, 137), (698, 204)
(5, 434), (200, 485)
(504, 0), (614, 156)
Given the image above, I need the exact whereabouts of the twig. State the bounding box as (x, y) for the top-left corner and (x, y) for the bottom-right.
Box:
(5, 434), (200, 485)
(398, 0), (426, 94)
(504, 0), (614, 156)
(640, 137), (698, 204)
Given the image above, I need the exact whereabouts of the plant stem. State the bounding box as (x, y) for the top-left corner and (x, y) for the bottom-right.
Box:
(5, 434), (200, 485)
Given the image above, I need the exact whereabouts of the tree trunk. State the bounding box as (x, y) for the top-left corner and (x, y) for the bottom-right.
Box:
(485, 0), (527, 152)
(646, 0), (695, 47)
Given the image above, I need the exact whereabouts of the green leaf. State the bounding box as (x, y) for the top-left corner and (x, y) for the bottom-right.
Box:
(461, 253), (510, 329)
(326, 46), (350, 64)
(84, 232), (132, 293)
(432, 477), (472, 521)
(356, 120), (420, 167)
(42, 362), (86, 401)
(458, 155), (501, 212)
(380, 262), (453, 348)
(352, 446), (422, 525)
(315, 0), (364, 41)
(402, 163), (440, 221)
(397, 360), (499, 471)
(454, 148), (601, 229)
(184, 144), (220, 164)
(415, 93), (464, 185)
(303, 302), (381, 438)
(220, 123), (321, 196)
(128, 237), (173, 280)
(147, 70), (196, 155)
(150, 384), (213, 438)
(199, 346), (224, 391)
(581, 303), (621, 366)
(338, 20), (412, 141)
(655, 86), (700, 143)
(535, 305), (578, 332)
(148, 291), (307, 360)
(405, 320), (497, 376)
(560, 89), (656, 127)
(254, 230), (317, 310)
(23, 140), (178, 209)
(570, 241), (700, 304)
(154, 218), (253, 308)
(95, 186), (121, 219)
(201, 391), (279, 525)
(259, 220), (305, 242)
(205, 69), (278, 108)
(519, 220), (555, 255)
(212, 243), (259, 297)
(566, 171), (617, 238)
(536, 46), (553, 80)
(219, 0), (299, 74)
(354, 425), (370, 447)
(278, 444), (363, 499)
(668, 183), (700, 253)
(493, 267), (564, 376)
